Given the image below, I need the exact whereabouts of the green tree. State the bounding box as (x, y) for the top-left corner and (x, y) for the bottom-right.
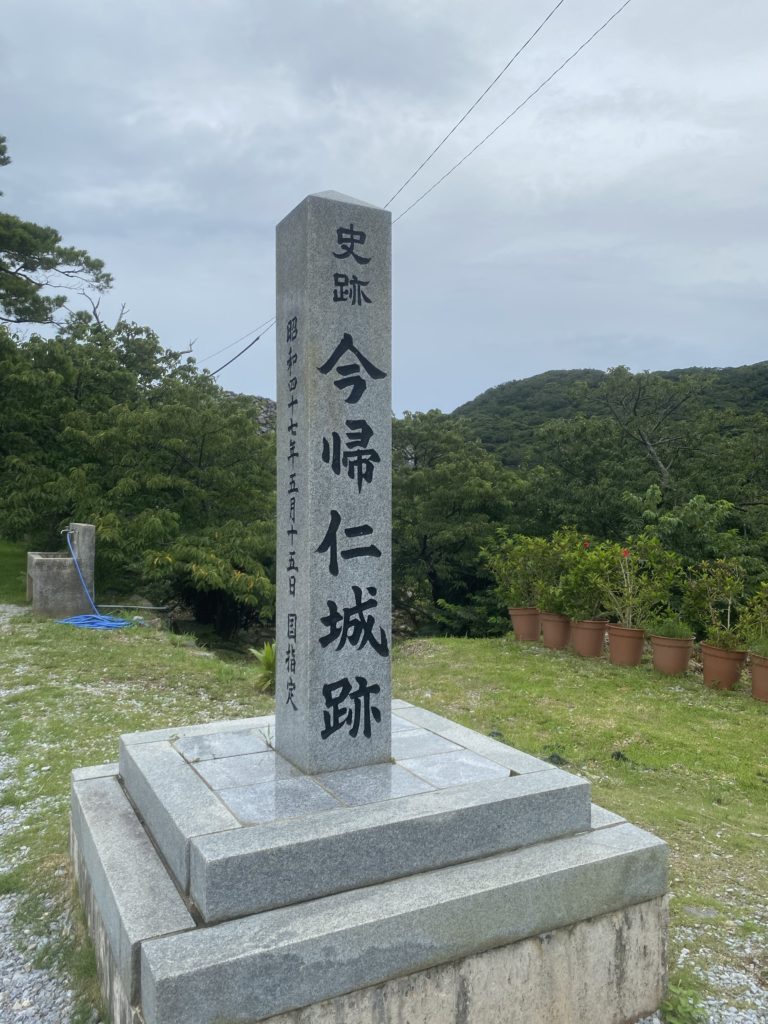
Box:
(0, 136), (111, 325)
(598, 366), (707, 498)
(392, 410), (519, 634)
(529, 414), (646, 538)
(0, 317), (276, 634)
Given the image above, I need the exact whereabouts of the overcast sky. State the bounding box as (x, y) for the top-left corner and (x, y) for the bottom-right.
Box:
(2, 0), (766, 413)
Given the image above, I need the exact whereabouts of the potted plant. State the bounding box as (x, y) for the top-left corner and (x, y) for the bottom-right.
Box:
(738, 582), (768, 702)
(536, 528), (575, 650)
(560, 534), (608, 658)
(684, 559), (747, 690)
(599, 535), (681, 667)
(483, 533), (546, 641)
(647, 616), (694, 676)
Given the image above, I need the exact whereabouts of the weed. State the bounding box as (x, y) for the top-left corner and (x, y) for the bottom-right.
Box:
(249, 640), (276, 693)
(660, 973), (708, 1024)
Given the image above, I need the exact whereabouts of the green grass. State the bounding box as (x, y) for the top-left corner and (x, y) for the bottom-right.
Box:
(0, 620), (765, 1020)
(0, 615), (272, 1022)
(395, 637), (768, 1016)
(0, 539), (28, 603)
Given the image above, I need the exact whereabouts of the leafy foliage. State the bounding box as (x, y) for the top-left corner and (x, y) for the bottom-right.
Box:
(482, 532), (550, 609)
(738, 582), (768, 654)
(645, 616), (694, 640)
(0, 539), (26, 603)
(660, 977), (708, 1024)
(392, 411), (517, 635)
(0, 315), (275, 634)
(683, 559), (747, 649)
(557, 531), (611, 622)
(597, 535), (683, 629)
(249, 641), (276, 693)
(0, 137), (111, 325)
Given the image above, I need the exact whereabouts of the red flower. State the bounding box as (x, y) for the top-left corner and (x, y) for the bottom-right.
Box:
(621, 548), (630, 558)
(582, 539), (590, 549)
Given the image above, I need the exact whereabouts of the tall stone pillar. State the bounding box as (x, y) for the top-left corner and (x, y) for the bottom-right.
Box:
(275, 192), (392, 774)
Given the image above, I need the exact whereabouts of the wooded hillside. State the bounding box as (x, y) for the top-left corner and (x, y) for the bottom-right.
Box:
(453, 363), (768, 468)
(2, 133), (766, 639)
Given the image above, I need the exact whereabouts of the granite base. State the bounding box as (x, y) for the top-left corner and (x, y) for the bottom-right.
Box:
(70, 703), (668, 1024)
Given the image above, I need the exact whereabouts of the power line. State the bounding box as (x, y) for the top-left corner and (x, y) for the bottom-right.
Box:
(204, 2), (632, 376)
(384, 0), (568, 210)
(210, 320), (276, 376)
(199, 315), (277, 364)
(392, 0), (635, 225)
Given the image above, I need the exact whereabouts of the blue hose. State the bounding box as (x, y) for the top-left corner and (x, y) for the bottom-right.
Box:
(57, 532), (132, 630)
(57, 613), (132, 630)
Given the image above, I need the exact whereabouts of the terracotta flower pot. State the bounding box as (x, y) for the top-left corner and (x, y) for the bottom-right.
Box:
(540, 612), (570, 650)
(607, 624), (645, 667)
(749, 653), (768, 702)
(700, 642), (747, 690)
(570, 619), (606, 658)
(507, 607), (540, 642)
(650, 635), (693, 676)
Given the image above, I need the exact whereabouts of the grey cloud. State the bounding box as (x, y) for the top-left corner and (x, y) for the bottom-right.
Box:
(1, 0), (766, 413)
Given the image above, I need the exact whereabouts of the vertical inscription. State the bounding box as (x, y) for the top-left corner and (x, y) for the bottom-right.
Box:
(284, 316), (299, 711)
(315, 222), (387, 744)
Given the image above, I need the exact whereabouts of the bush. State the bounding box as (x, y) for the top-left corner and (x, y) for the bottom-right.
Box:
(483, 533), (550, 609)
(598, 535), (682, 629)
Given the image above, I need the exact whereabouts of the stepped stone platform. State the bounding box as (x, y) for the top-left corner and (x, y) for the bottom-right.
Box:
(70, 701), (668, 1024)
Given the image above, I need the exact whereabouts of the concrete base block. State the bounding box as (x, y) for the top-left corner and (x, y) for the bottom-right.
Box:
(27, 522), (96, 617)
(70, 773), (195, 1001)
(71, 705), (668, 1024)
(71, 825), (144, 1024)
(262, 897), (668, 1024)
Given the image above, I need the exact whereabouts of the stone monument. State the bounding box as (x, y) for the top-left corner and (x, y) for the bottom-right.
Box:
(275, 192), (392, 773)
(70, 193), (668, 1024)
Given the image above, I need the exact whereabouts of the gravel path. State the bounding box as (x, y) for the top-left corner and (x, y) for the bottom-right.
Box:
(0, 602), (765, 1022)
(0, 757), (77, 1024)
(0, 604), (78, 1024)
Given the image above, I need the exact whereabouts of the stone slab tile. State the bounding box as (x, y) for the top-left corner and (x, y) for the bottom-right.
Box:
(591, 803), (626, 830)
(393, 706), (554, 775)
(218, 777), (344, 824)
(390, 728), (461, 759)
(71, 774), (194, 1002)
(120, 715), (275, 747)
(119, 740), (239, 891)
(174, 728), (269, 762)
(71, 762), (119, 783)
(192, 750), (299, 789)
(400, 749), (511, 788)
(189, 769), (591, 923)
(143, 822), (668, 1024)
(315, 762), (435, 805)
(390, 714), (417, 733)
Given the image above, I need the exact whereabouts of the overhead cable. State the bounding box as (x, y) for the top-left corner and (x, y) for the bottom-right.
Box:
(384, 0), (568, 209)
(210, 320), (276, 376)
(393, 0), (635, 224)
(199, 315), (277, 364)
(203, 2), (632, 375)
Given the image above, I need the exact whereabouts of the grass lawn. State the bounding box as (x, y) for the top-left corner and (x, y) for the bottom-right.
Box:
(0, 539), (28, 604)
(0, 617), (765, 1022)
(395, 637), (767, 1020)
